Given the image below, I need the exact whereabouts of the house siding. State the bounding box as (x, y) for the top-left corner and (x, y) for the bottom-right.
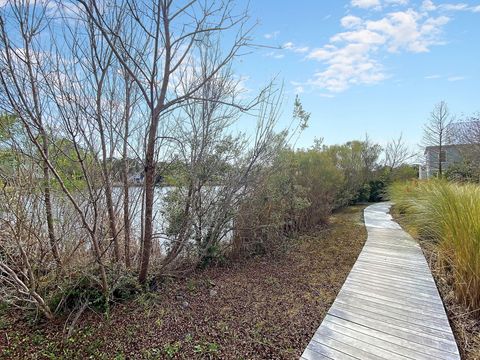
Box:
(421, 146), (463, 179)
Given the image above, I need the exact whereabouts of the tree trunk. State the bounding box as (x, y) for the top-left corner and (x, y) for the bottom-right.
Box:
(122, 81), (132, 268)
(138, 3), (171, 284)
(138, 129), (156, 284)
(96, 84), (120, 263)
(439, 133), (443, 177)
(41, 130), (61, 267)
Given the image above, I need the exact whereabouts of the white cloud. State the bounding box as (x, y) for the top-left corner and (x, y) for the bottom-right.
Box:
(302, 7), (449, 93)
(385, 0), (409, 5)
(295, 86), (304, 94)
(341, 15), (364, 29)
(307, 43), (386, 92)
(351, 0), (381, 9)
(293, 46), (310, 53)
(421, 0), (437, 12)
(448, 76), (465, 81)
(366, 10), (449, 53)
(264, 31), (280, 40)
(265, 51), (284, 59)
(441, 3), (468, 11)
(319, 93), (335, 98)
(283, 42), (310, 53)
(351, 0), (409, 10)
(332, 29), (386, 45)
(289, 0), (477, 94)
(423, 1), (480, 13)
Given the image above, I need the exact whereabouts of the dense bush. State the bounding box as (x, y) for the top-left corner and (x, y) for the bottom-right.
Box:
(390, 180), (480, 312)
(444, 161), (480, 183)
(232, 140), (382, 256)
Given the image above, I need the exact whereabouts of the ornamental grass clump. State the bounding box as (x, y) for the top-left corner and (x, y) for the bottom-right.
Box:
(390, 179), (480, 312)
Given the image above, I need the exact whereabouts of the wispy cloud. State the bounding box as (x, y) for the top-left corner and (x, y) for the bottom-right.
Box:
(351, 0), (409, 10)
(341, 15), (364, 29)
(284, 0), (478, 94)
(351, 0), (381, 9)
(283, 42), (310, 53)
(421, 0), (480, 13)
(319, 93), (336, 98)
(302, 8), (449, 92)
(448, 76), (465, 81)
(265, 51), (285, 59)
(264, 31), (280, 40)
(294, 85), (305, 94)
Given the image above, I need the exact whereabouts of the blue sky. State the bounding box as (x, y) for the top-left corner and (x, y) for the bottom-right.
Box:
(236, 0), (480, 149)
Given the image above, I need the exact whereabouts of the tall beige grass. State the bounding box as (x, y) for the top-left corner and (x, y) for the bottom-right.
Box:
(390, 179), (480, 312)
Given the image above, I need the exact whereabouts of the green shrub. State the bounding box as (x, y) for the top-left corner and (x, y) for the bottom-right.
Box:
(112, 275), (142, 301)
(48, 275), (106, 314)
(48, 273), (142, 315)
(198, 244), (225, 268)
(368, 179), (386, 202)
(444, 161), (479, 183)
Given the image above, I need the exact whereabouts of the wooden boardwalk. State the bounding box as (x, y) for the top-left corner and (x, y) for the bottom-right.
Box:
(301, 202), (461, 360)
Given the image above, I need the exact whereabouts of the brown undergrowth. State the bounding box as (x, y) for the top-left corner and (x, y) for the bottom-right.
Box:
(392, 207), (480, 360)
(0, 206), (367, 360)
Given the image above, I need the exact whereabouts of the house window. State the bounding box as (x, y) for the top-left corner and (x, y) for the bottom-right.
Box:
(439, 150), (446, 162)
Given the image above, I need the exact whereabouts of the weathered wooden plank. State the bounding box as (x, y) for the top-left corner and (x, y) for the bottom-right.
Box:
(333, 297), (453, 333)
(329, 308), (458, 354)
(305, 340), (359, 360)
(361, 248), (427, 260)
(324, 316), (457, 360)
(301, 350), (332, 360)
(338, 289), (447, 318)
(356, 255), (427, 268)
(347, 272), (439, 295)
(341, 283), (446, 310)
(347, 271), (438, 292)
(331, 303), (457, 343)
(321, 318), (441, 360)
(344, 277), (442, 301)
(349, 268), (437, 288)
(352, 262), (435, 281)
(312, 331), (388, 360)
(300, 202), (460, 360)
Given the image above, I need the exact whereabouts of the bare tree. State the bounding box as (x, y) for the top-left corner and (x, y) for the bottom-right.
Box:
(0, 117), (55, 319)
(0, 2), (62, 267)
(455, 113), (480, 166)
(78, 0), (256, 283)
(384, 133), (414, 170)
(422, 101), (453, 177)
(121, 71), (136, 269)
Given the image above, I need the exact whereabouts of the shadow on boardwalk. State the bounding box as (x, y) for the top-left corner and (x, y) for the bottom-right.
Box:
(301, 202), (461, 360)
